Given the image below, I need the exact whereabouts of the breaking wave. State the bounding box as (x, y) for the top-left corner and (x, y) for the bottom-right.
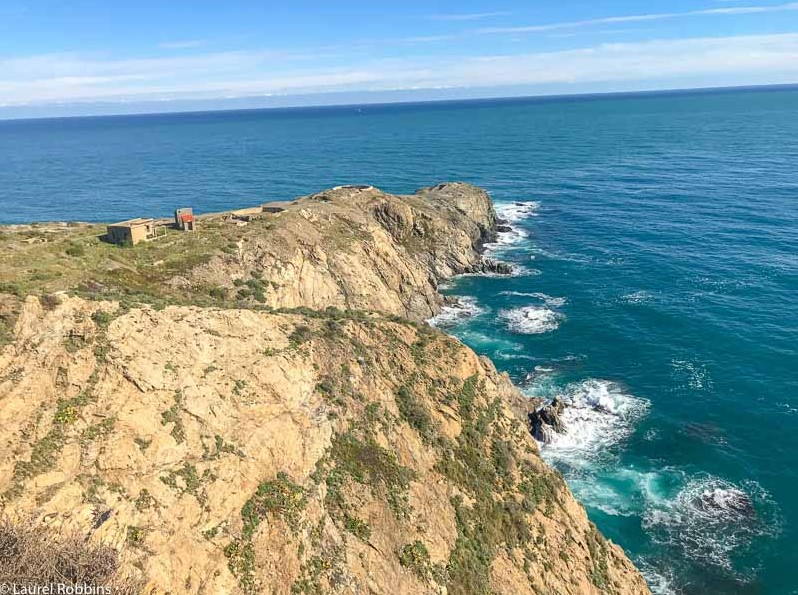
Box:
(484, 200), (539, 255)
(498, 291), (567, 307)
(427, 296), (485, 328)
(485, 227), (529, 251)
(495, 200), (541, 223)
(533, 379), (650, 468)
(499, 305), (563, 334)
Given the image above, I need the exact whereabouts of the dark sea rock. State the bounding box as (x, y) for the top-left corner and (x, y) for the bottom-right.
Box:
(529, 398), (567, 444)
(695, 487), (756, 518)
(479, 259), (513, 275)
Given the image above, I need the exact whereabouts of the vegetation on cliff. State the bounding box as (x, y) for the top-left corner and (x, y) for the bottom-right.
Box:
(0, 184), (649, 593)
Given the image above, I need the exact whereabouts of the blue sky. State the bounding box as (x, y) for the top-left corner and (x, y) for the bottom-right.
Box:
(1, 0), (798, 117)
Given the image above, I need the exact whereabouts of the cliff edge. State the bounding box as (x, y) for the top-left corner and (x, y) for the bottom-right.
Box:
(0, 183), (649, 594)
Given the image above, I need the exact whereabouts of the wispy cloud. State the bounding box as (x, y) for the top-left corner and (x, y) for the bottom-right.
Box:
(476, 2), (798, 35)
(2, 33), (797, 105)
(159, 39), (207, 50)
(425, 12), (510, 22)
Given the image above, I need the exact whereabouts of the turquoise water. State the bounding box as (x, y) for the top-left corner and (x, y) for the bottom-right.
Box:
(2, 88), (797, 593)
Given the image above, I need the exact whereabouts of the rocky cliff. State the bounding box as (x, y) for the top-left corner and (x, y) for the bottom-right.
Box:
(180, 182), (509, 320)
(0, 184), (649, 594)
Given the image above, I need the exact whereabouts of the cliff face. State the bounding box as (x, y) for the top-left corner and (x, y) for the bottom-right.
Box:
(182, 182), (503, 320)
(0, 184), (649, 594)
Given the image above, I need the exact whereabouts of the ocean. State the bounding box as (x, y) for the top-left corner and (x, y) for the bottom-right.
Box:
(1, 87), (797, 594)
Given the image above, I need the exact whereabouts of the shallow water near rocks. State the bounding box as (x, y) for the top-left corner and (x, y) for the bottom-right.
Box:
(2, 87), (797, 594)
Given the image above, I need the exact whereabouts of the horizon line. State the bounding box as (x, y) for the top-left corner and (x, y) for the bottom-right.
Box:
(2, 81), (797, 124)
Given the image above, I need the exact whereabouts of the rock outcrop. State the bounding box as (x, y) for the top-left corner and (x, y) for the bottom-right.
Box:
(183, 182), (505, 321)
(528, 399), (568, 445)
(0, 183), (650, 594)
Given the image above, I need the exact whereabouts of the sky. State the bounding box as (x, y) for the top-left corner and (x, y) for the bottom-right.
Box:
(1, 0), (798, 118)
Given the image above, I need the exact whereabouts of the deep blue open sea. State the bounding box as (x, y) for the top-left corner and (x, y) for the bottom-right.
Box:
(1, 87), (797, 594)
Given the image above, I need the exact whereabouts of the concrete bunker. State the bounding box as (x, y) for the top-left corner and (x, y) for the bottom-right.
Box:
(106, 218), (158, 245)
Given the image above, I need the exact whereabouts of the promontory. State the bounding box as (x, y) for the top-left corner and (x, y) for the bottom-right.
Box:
(0, 183), (650, 594)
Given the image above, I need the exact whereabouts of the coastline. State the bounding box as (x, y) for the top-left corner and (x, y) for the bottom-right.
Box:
(0, 183), (651, 593)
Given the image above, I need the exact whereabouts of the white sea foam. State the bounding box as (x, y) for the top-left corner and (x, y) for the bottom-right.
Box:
(427, 296), (484, 328)
(642, 476), (777, 573)
(483, 200), (539, 256)
(455, 329), (523, 353)
(490, 226), (529, 246)
(534, 380), (649, 468)
(458, 264), (540, 278)
(620, 290), (654, 305)
(671, 359), (713, 391)
(499, 305), (562, 334)
(495, 200), (541, 223)
(498, 291), (567, 307)
(494, 352), (538, 362)
(638, 562), (679, 595)
(483, 228), (529, 257)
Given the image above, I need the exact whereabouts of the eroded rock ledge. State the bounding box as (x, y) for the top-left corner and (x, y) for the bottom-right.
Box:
(0, 183), (650, 594)
(184, 182), (506, 320)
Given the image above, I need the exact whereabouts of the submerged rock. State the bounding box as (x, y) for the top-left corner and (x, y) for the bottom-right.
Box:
(695, 487), (756, 518)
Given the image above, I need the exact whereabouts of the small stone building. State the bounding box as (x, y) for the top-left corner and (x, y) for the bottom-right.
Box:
(174, 208), (195, 231)
(106, 218), (157, 245)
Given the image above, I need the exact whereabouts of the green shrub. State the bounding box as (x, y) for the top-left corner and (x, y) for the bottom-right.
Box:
(65, 243), (85, 257)
(344, 515), (371, 541)
(288, 325), (313, 347)
(241, 472), (307, 538)
(328, 432), (414, 517)
(395, 385), (435, 442)
(399, 540), (432, 578)
(91, 310), (115, 328)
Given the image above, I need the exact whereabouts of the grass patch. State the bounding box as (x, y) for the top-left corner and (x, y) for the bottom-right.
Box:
(160, 393), (185, 444)
(91, 309), (116, 328)
(225, 472), (307, 594)
(160, 463), (215, 503)
(81, 417), (115, 442)
(395, 385), (435, 443)
(2, 378), (99, 502)
(398, 540), (432, 578)
(65, 243), (85, 257)
(288, 324), (313, 347)
(426, 375), (562, 595)
(327, 431), (414, 519)
(343, 515), (371, 541)
(125, 526), (146, 548)
(134, 489), (154, 511)
(241, 472), (307, 538)
(586, 523), (611, 590)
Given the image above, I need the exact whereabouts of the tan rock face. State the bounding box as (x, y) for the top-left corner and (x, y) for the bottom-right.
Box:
(0, 298), (649, 594)
(187, 182), (500, 321)
(0, 183), (649, 594)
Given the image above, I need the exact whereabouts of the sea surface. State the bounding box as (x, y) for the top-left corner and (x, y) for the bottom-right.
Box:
(2, 87), (797, 594)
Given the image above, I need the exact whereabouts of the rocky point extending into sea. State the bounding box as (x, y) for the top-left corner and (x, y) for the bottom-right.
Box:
(0, 183), (649, 593)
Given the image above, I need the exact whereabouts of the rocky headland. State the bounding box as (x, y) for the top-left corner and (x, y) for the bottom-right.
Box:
(0, 183), (650, 593)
